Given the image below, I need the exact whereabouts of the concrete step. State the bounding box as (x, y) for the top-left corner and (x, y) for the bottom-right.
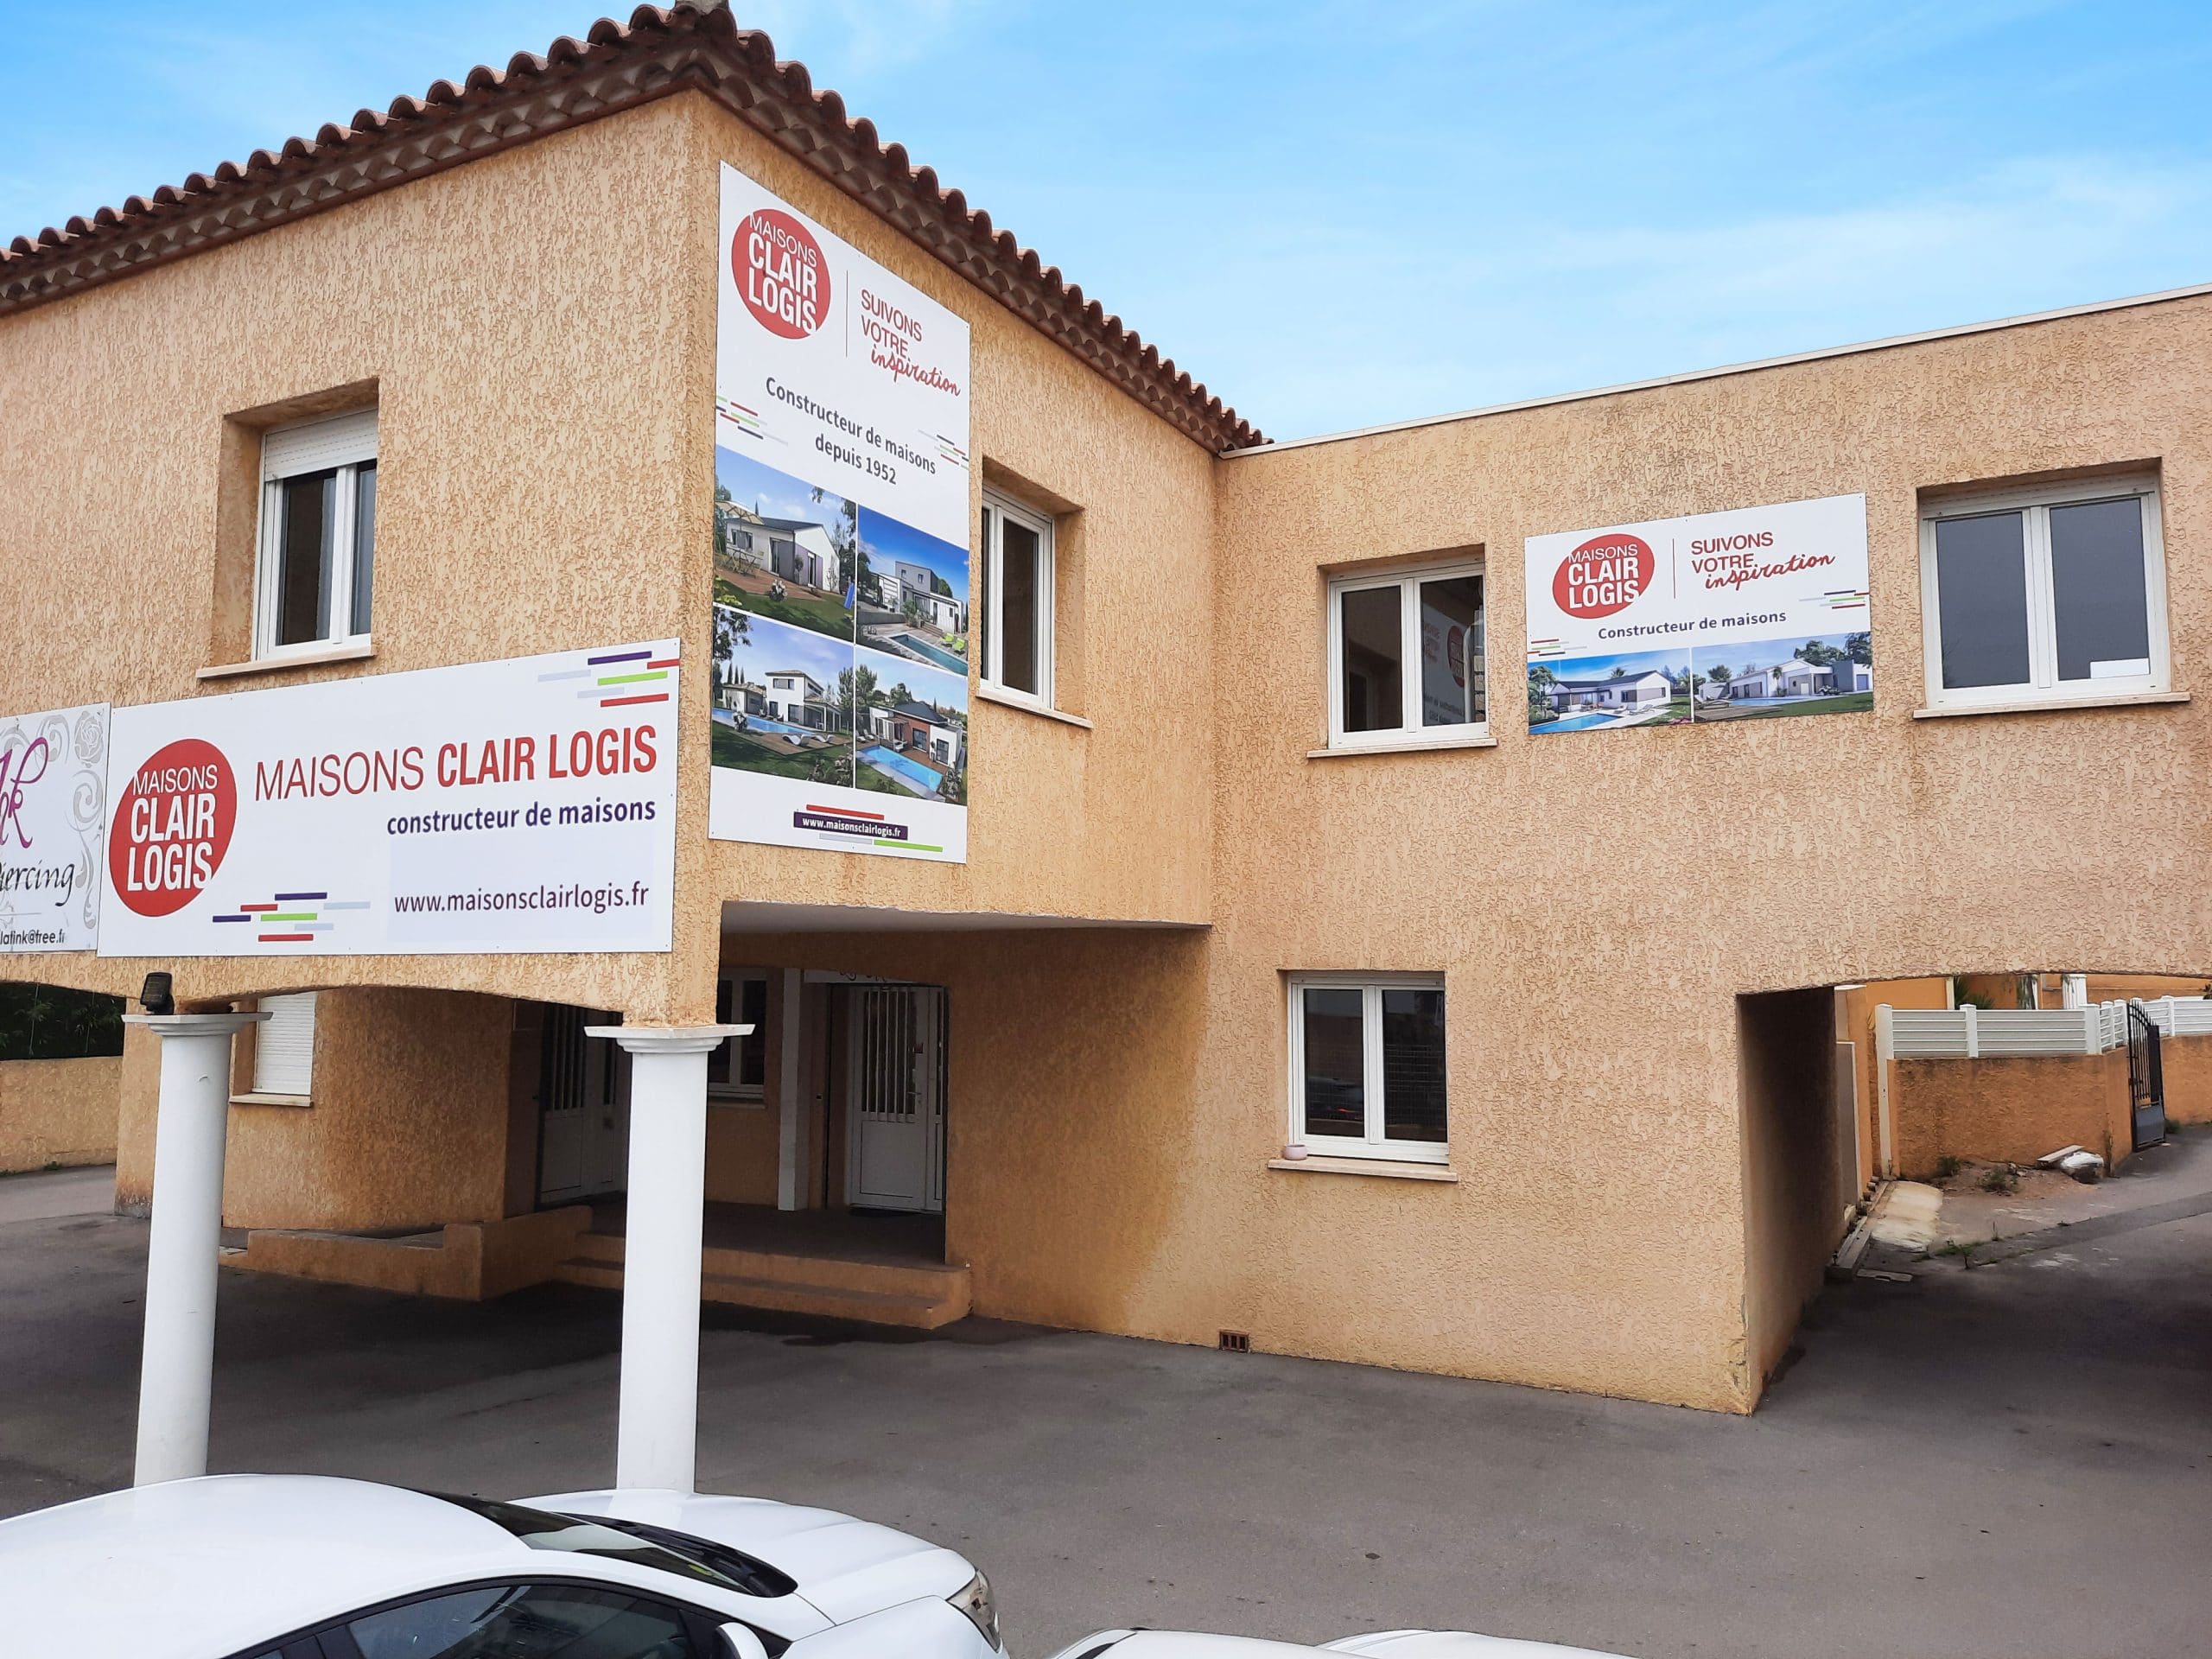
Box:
(550, 1249), (969, 1330)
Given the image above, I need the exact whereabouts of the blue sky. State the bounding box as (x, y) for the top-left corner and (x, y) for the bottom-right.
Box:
(860, 509), (969, 605)
(715, 446), (849, 534)
(8, 3), (2211, 440)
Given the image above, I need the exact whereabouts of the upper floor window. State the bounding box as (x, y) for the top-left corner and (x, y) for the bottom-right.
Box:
(257, 408), (378, 658)
(981, 492), (1055, 705)
(1287, 973), (1448, 1163)
(1327, 560), (1485, 748)
(1919, 474), (2167, 710)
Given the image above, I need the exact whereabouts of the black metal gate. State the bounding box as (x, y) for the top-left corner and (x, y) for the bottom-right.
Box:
(2126, 1001), (2168, 1151)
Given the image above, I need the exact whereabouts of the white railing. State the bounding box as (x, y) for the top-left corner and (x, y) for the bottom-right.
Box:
(1875, 996), (2209, 1059)
(2140, 995), (2212, 1038)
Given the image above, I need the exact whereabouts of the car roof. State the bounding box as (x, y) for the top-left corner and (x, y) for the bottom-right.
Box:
(0, 1474), (534, 1659)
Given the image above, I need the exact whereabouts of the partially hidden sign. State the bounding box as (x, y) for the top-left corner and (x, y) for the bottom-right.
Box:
(1524, 493), (1871, 734)
(0, 702), (109, 952)
(98, 644), (678, 957)
(709, 162), (974, 862)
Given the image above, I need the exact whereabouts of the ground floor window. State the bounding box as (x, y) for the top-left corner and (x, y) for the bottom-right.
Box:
(1286, 973), (1448, 1161)
(710, 972), (768, 1100)
(251, 992), (317, 1098)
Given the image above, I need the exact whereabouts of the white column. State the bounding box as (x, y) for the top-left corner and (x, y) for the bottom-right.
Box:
(126, 1010), (266, 1487)
(588, 1022), (746, 1494)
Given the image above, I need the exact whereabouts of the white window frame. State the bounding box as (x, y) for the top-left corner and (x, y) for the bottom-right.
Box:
(981, 491), (1056, 709)
(1325, 559), (1487, 749)
(1286, 971), (1449, 1164)
(1918, 473), (2168, 712)
(709, 970), (768, 1103)
(247, 991), (318, 1101)
(254, 408), (379, 661)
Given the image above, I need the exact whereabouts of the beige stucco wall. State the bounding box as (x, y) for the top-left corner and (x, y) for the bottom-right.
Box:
(1888, 1051), (2132, 1174)
(0, 1054), (122, 1172)
(2157, 1031), (2212, 1125)
(1211, 290), (2212, 1409)
(117, 987), (512, 1230)
(1738, 990), (1853, 1384)
(1842, 978), (1953, 1187)
(682, 99), (1217, 931)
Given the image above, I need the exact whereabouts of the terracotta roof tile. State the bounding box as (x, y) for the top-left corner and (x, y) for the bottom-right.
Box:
(0, 3), (1258, 450)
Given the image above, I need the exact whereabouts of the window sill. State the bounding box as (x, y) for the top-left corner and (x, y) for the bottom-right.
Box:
(230, 1092), (311, 1109)
(200, 639), (375, 681)
(1309, 732), (1494, 759)
(976, 683), (1091, 729)
(709, 1093), (767, 1110)
(1268, 1155), (1459, 1183)
(1912, 689), (2188, 720)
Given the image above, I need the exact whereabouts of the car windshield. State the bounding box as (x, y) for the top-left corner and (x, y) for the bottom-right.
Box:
(425, 1492), (744, 1594)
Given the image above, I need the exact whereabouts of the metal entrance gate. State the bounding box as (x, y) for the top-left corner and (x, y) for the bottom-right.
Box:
(844, 984), (947, 1214)
(2126, 1000), (2168, 1152)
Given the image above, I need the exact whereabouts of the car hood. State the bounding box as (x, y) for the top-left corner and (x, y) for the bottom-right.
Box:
(1047, 1631), (1630, 1659)
(1327, 1629), (1632, 1659)
(527, 1489), (975, 1625)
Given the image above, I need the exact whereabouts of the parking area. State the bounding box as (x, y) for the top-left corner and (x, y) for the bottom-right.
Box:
(3, 1144), (2209, 1659)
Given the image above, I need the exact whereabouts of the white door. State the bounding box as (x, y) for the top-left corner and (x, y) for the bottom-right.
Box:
(845, 986), (946, 1213)
(537, 1005), (629, 1206)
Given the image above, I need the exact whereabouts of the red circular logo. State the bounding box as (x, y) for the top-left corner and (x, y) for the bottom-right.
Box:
(733, 208), (830, 339)
(1554, 533), (1655, 619)
(109, 739), (236, 918)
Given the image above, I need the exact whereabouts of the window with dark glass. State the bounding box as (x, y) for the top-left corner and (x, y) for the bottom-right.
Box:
(1923, 478), (2165, 708)
(1328, 562), (1486, 746)
(257, 407), (378, 658)
(1287, 976), (1449, 1160)
(982, 493), (1054, 703)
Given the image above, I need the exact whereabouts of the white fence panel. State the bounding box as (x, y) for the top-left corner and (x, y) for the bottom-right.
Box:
(1878, 1001), (2146, 1058)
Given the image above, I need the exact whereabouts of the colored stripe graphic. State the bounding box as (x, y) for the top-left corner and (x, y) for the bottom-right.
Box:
(808, 804), (886, 820)
(588, 650), (651, 665)
(239, 903), (277, 912)
(601, 694), (669, 708)
(596, 671), (667, 686)
(273, 892), (327, 902)
(259, 934), (314, 944)
(878, 839), (944, 852)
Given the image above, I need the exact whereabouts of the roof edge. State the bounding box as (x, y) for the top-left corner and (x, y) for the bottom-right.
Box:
(0, 3), (1259, 452)
(1222, 278), (2212, 459)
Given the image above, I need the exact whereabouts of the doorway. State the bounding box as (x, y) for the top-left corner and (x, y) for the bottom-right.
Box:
(536, 1004), (628, 1206)
(842, 984), (947, 1214)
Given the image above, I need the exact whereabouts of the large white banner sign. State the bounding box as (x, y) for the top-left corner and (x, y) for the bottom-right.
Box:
(0, 703), (109, 952)
(709, 162), (974, 862)
(1524, 493), (1871, 734)
(99, 643), (678, 957)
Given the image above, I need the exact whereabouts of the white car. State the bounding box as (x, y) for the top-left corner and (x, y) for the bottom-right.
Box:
(1049, 1630), (1631, 1659)
(0, 1473), (1002, 1659)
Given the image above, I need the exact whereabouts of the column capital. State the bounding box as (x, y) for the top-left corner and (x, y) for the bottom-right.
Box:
(124, 1012), (270, 1038)
(586, 1023), (750, 1056)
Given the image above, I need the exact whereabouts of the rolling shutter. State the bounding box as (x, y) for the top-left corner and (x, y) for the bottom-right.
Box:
(261, 408), (377, 479)
(252, 993), (318, 1096)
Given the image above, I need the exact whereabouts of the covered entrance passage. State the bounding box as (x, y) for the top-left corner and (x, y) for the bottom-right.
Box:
(548, 973), (968, 1328)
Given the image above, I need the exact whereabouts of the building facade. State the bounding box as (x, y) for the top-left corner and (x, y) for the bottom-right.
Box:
(5, 4), (2212, 1452)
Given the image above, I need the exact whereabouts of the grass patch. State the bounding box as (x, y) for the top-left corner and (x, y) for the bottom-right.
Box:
(715, 580), (852, 641)
(1711, 691), (1873, 721)
(1935, 1154), (1962, 1180)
